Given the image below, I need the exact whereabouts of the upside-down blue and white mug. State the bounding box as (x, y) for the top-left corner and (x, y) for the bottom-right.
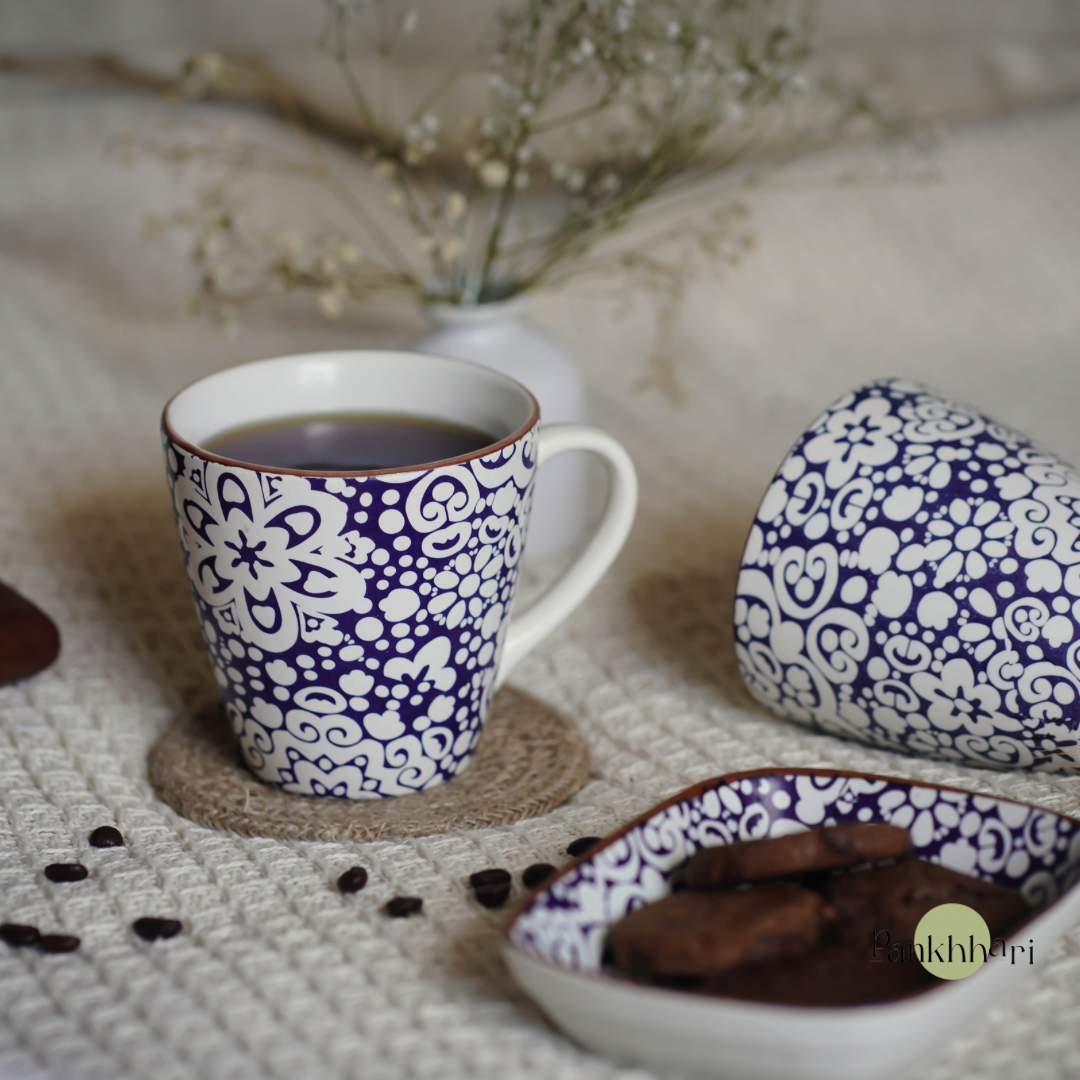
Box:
(736, 378), (1080, 773)
(163, 351), (637, 799)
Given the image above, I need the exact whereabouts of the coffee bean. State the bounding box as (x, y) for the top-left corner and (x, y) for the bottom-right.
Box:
(0, 581), (61, 687)
(521, 863), (557, 889)
(337, 866), (369, 894)
(38, 934), (80, 953)
(473, 881), (512, 909)
(469, 868), (511, 890)
(566, 836), (602, 858)
(44, 863), (88, 883)
(89, 826), (124, 849)
(385, 896), (423, 918)
(132, 918), (182, 942)
(0, 923), (41, 947)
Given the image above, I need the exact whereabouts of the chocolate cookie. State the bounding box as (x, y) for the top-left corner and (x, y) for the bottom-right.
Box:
(684, 824), (912, 890)
(823, 858), (1030, 944)
(608, 883), (825, 978)
(695, 939), (935, 1007)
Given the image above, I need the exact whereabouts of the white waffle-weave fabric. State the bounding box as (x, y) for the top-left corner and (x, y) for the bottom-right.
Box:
(1, 78), (1080, 1080)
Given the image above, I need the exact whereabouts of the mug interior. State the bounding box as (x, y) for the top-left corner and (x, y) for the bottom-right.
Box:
(163, 350), (539, 473)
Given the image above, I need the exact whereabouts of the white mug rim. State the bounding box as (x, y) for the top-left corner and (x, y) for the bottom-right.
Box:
(163, 349), (541, 478)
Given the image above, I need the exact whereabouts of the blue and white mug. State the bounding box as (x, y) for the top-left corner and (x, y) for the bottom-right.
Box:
(163, 351), (637, 798)
(736, 378), (1080, 772)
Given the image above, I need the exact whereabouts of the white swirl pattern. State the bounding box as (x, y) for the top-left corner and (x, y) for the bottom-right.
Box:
(735, 380), (1080, 771)
(164, 429), (537, 797)
(509, 771), (1080, 970)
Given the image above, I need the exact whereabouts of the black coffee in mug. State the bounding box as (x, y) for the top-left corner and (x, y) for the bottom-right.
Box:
(204, 412), (497, 472)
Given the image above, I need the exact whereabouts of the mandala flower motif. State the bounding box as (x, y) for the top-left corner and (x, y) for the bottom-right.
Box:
(803, 397), (902, 489)
(910, 659), (1021, 736)
(175, 465), (369, 652)
(897, 497), (1014, 586)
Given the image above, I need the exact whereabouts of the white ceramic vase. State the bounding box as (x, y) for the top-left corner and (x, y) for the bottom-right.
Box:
(412, 299), (592, 563)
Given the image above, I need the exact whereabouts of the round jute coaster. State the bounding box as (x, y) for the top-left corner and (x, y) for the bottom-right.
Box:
(147, 687), (591, 842)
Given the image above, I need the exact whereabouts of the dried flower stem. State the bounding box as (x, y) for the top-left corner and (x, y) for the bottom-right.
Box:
(110, 0), (910, 392)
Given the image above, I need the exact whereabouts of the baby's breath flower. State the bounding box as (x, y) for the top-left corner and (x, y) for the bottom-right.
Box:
(318, 289), (344, 319)
(197, 232), (224, 261)
(441, 236), (464, 262)
(339, 243), (362, 264)
(279, 231), (302, 256)
(178, 51), (223, 97)
(372, 159), (396, 180)
(565, 169), (586, 193)
(578, 38), (595, 58)
(445, 192), (468, 220)
(479, 160), (510, 188)
(463, 147), (484, 168)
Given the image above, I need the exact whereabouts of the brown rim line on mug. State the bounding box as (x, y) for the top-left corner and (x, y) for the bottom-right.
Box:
(161, 351), (638, 801)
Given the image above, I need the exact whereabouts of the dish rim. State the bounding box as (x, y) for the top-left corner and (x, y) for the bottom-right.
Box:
(503, 765), (1080, 1008)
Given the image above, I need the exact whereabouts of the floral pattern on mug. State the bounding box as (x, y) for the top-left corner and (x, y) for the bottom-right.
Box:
(164, 429), (536, 798)
(735, 379), (1080, 772)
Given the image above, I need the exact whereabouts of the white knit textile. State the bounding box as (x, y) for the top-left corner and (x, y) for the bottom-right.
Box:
(1, 79), (1080, 1080)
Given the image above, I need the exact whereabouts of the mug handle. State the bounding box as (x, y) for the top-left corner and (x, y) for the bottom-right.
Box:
(495, 424), (638, 689)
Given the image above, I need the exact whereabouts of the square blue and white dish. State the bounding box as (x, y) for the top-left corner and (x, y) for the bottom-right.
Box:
(505, 769), (1080, 1080)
